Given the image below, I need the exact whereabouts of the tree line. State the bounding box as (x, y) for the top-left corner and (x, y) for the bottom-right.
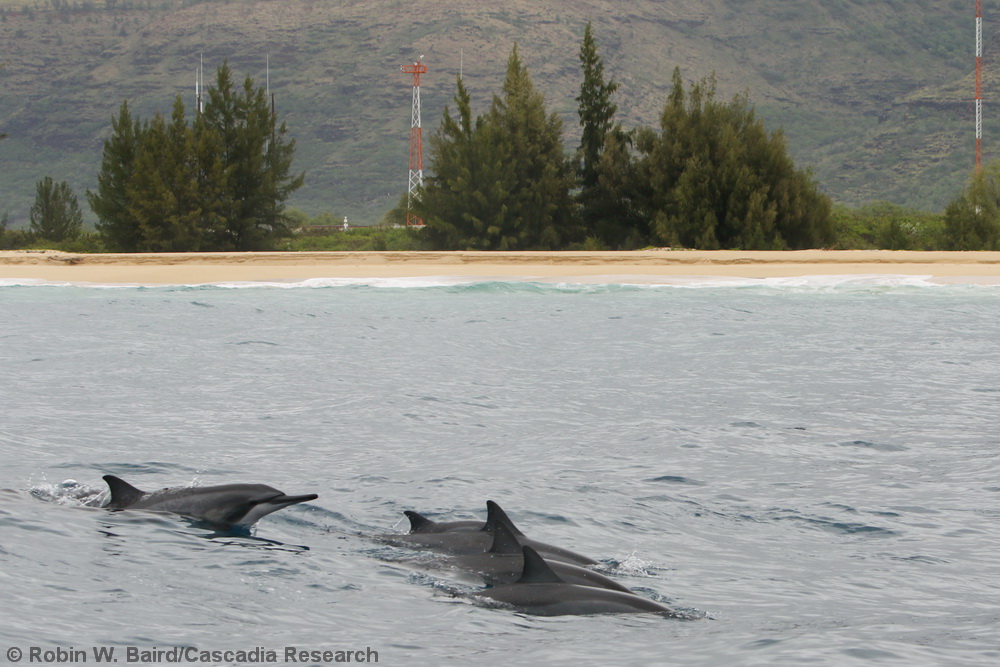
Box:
(9, 25), (1000, 252)
(415, 24), (836, 251)
(9, 61), (305, 252)
(86, 61), (303, 251)
(414, 23), (1000, 251)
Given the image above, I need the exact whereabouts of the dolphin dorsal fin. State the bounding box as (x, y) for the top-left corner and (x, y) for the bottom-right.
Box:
(404, 510), (436, 534)
(102, 474), (146, 509)
(483, 500), (526, 536)
(488, 516), (522, 555)
(517, 546), (565, 585)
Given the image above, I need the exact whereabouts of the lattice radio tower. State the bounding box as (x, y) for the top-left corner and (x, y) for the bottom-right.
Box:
(401, 57), (428, 226)
(977, 0), (984, 171)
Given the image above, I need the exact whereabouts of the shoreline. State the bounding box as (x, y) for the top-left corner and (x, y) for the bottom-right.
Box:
(3, 249), (1000, 285)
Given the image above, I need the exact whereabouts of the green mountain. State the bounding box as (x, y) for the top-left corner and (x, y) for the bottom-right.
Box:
(0, 0), (988, 227)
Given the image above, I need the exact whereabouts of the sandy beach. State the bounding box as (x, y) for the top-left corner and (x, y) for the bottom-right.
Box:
(2, 249), (1000, 284)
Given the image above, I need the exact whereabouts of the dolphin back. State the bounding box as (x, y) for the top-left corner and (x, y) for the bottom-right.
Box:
(404, 511), (484, 534)
(101, 477), (317, 528)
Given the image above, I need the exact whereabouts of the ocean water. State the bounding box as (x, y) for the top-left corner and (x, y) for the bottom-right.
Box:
(1, 275), (998, 666)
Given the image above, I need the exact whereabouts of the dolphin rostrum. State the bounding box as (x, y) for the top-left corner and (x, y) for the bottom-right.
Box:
(382, 500), (598, 566)
(473, 545), (678, 616)
(102, 475), (318, 529)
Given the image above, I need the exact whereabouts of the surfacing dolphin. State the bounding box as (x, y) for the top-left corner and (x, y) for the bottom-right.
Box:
(102, 475), (318, 530)
(473, 545), (678, 617)
(382, 500), (598, 566)
(404, 510), (482, 534)
(441, 517), (632, 593)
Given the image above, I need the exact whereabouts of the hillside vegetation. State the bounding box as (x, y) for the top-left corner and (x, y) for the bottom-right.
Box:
(0, 0), (989, 227)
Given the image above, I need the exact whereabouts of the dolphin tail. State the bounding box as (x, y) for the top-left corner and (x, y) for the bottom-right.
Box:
(517, 546), (566, 585)
(102, 475), (146, 509)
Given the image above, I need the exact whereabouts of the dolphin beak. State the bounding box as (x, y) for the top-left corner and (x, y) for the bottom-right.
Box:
(269, 493), (318, 506)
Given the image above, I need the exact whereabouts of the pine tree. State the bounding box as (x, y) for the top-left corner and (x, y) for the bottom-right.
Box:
(414, 75), (475, 249)
(576, 22), (626, 246)
(484, 44), (577, 249)
(943, 161), (1000, 250)
(417, 76), (515, 249)
(577, 22), (618, 179)
(89, 63), (303, 252)
(87, 100), (142, 251)
(202, 62), (303, 250)
(640, 68), (832, 249)
(419, 49), (576, 251)
(592, 127), (648, 248)
(126, 97), (204, 251)
(29, 176), (83, 241)
(191, 107), (230, 247)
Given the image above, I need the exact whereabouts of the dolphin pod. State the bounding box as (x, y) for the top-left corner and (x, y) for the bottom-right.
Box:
(388, 500), (679, 616)
(101, 474), (318, 530)
(93, 475), (679, 616)
(381, 500), (598, 566)
(434, 518), (634, 594)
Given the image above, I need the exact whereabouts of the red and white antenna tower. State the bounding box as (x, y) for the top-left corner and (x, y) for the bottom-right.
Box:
(976, 0), (984, 171)
(401, 57), (428, 226)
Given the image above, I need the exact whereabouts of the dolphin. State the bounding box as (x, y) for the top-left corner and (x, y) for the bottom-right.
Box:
(102, 475), (318, 529)
(382, 500), (598, 566)
(473, 545), (678, 617)
(441, 518), (632, 593)
(404, 510), (482, 534)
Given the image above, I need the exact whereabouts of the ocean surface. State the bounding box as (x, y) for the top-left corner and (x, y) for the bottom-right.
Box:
(1, 274), (998, 666)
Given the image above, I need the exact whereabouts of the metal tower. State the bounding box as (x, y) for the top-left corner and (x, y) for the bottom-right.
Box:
(401, 58), (427, 226)
(195, 53), (204, 115)
(977, 0), (984, 171)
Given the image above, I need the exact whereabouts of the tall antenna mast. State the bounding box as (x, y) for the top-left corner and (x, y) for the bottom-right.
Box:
(401, 56), (427, 226)
(195, 53), (204, 115)
(977, 0), (984, 171)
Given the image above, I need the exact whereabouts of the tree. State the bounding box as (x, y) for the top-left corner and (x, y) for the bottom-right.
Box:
(88, 100), (142, 251)
(126, 97), (205, 251)
(638, 68), (833, 249)
(418, 47), (576, 250)
(483, 44), (577, 249)
(943, 161), (1000, 250)
(30, 176), (83, 241)
(576, 22), (628, 245)
(592, 127), (649, 248)
(202, 62), (304, 250)
(415, 76), (516, 249)
(89, 63), (304, 252)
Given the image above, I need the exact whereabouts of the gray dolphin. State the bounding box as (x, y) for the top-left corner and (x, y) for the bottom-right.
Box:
(383, 500), (598, 566)
(441, 518), (632, 593)
(102, 475), (318, 529)
(404, 510), (482, 533)
(473, 545), (678, 616)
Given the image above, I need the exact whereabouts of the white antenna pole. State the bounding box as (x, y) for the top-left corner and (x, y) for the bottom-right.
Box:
(460, 48), (463, 80)
(976, 0), (984, 171)
(197, 53), (204, 114)
(266, 54), (270, 99)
